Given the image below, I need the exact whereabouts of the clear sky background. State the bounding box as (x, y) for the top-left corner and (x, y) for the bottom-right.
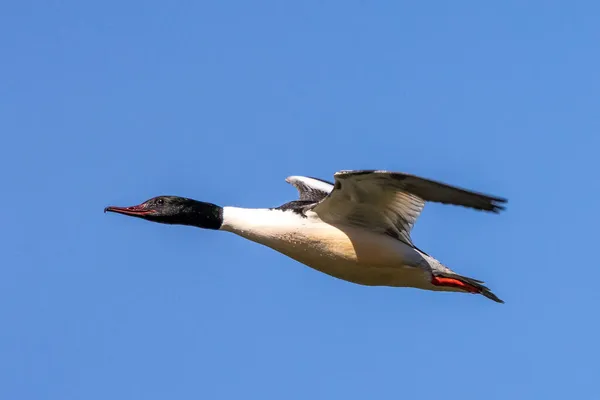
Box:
(2, 1), (599, 399)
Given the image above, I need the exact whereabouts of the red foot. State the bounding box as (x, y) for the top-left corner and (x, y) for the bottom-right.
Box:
(431, 275), (479, 293)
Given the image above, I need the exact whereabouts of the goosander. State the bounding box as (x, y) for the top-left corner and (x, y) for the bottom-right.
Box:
(105, 170), (507, 303)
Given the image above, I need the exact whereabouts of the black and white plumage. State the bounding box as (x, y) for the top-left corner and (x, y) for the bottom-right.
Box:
(285, 176), (334, 202)
(272, 176), (333, 213)
(290, 170), (504, 245)
(105, 169), (507, 303)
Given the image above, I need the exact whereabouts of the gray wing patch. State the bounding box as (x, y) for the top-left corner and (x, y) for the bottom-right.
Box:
(335, 170), (507, 212)
(285, 176), (334, 202)
(310, 170), (507, 246)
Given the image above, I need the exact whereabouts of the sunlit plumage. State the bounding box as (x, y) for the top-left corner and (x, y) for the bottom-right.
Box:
(105, 170), (507, 303)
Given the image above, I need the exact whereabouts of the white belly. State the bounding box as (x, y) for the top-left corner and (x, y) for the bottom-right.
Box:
(220, 207), (431, 288)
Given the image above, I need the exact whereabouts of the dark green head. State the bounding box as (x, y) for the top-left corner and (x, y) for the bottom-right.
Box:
(105, 196), (223, 230)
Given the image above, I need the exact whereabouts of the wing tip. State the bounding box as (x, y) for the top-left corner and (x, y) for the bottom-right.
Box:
(489, 197), (508, 213)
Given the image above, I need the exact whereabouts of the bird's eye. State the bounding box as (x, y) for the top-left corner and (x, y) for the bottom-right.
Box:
(156, 198), (164, 205)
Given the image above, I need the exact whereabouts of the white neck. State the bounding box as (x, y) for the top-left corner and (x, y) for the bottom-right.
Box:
(220, 207), (308, 237)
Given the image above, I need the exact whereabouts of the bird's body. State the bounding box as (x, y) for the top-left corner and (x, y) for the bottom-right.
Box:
(221, 206), (431, 289)
(105, 170), (507, 303)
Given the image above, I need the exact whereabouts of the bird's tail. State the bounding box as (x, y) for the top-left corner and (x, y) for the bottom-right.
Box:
(431, 273), (504, 304)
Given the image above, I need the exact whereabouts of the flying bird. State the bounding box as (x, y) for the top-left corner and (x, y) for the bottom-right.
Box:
(105, 170), (507, 303)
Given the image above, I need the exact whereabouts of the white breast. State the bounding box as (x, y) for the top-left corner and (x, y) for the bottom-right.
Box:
(220, 207), (426, 286)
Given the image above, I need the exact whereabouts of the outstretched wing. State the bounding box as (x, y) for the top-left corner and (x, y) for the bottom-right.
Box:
(285, 176), (334, 202)
(310, 170), (507, 246)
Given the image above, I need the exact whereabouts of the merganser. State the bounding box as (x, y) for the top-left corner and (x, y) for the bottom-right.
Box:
(105, 170), (507, 303)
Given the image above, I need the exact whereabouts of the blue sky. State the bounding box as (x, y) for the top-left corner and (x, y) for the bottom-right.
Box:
(1, 1), (599, 399)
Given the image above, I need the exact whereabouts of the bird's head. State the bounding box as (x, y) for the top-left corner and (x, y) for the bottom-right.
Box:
(104, 196), (223, 229)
